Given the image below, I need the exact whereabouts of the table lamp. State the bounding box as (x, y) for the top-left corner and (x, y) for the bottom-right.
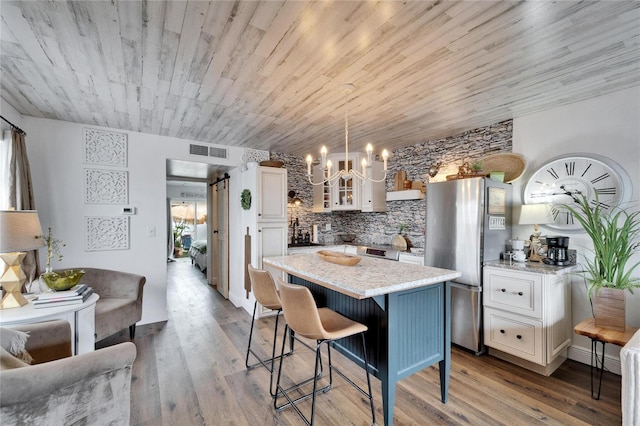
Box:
(0, 210), (45, 309)
(517, 204), (552, 262)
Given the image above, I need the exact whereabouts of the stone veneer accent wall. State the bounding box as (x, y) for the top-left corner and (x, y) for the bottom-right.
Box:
(272, 119), (513, 248)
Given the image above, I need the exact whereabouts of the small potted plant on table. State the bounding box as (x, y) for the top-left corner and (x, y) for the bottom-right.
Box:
(38, 228), (84, 291)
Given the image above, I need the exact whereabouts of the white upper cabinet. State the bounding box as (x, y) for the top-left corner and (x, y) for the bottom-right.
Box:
(312, 153), (385, 212)
(256, 166), (287, 222)
(361, 160), (386, 212)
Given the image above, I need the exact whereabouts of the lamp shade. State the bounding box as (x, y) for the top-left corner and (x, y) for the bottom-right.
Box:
(517, 204), (552, 225)
(0, 210), (45, 253)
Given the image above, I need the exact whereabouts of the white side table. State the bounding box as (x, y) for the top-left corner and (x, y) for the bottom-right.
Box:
(0, 293), (99, 355)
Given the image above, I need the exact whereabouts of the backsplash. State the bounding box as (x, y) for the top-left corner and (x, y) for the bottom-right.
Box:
(272, 119), (513, 248)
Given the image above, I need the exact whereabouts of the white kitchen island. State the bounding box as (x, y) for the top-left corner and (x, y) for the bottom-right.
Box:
(264, 253), (460, 426)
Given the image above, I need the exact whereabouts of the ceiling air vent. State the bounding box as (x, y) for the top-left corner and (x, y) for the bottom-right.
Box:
(189, 144), (228, 159)
(189, 144), (209, 156)
(208, 147), (227, 159)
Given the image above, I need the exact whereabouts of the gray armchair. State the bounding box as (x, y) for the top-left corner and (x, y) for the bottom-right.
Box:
(1, 320), (136, 425)
(78, 268), (146, 342)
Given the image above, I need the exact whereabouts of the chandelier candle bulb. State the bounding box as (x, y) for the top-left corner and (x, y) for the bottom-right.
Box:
(361, 158), (367, 177)
(306, 155), (312, 175)
(321, 146), (327, 169)
(366, 143), (373, 165)
(382, 149), (389, 171)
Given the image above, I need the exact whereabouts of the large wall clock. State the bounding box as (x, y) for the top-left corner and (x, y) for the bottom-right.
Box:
(522, 153), (632, 232)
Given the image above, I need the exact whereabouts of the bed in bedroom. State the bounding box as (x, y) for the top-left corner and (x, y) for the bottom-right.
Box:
(189, 240), (207, 272)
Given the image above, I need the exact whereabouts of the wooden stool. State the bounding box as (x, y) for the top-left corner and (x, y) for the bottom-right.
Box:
(574, 318), (639, 400)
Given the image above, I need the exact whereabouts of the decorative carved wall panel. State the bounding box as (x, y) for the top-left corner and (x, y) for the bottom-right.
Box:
(85, 217), (129, 251)
(243, 148), (270, 164)
(84, 169), (128, 204)
(83, 128), (128, 167)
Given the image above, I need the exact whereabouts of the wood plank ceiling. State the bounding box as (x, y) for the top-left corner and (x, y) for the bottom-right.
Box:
(1, 1), (639, 157)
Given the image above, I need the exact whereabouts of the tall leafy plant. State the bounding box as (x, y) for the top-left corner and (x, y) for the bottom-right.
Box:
(560, 194), (640, 297)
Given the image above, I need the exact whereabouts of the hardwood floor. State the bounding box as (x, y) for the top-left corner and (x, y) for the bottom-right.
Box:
(98, 260), (622, 425)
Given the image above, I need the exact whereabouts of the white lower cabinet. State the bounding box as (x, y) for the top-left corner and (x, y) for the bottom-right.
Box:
(398, 253), (424, 265)
(483, 265), (572, 376)
(258, 223), (288, 281)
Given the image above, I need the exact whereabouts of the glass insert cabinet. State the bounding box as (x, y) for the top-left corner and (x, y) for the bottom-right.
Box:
(312, 153), (386, 213)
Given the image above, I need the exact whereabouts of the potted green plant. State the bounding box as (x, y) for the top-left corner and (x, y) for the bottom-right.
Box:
(560, 194), (640, 330)
(173, 221), (187, 257)
(40, 227), (64, 273)
(470, 161), (484, 175)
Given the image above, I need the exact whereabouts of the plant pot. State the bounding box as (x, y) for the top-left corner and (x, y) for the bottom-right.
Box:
(593, 287), (626, 331)
(391, 234), (407, 250)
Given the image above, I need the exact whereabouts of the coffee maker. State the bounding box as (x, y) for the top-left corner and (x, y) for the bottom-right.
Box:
(543, 236), (570, 265)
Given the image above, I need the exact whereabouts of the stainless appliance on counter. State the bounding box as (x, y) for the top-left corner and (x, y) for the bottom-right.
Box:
(543, 236), (571, 265)
(356, 245), (401, 261)
(425, 177), (512, 354)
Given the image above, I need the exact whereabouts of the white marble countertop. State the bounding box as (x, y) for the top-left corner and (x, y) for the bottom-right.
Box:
(264, 253), (461, 299)
(484, 259), (580, 275)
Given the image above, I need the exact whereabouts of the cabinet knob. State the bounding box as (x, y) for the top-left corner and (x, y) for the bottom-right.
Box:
(500, 329), (505, 334)
(500, 288), (506, 292)
(516, 335), (522, 340)
(517, 291), (523, 296)
(258, 213), (262, 217)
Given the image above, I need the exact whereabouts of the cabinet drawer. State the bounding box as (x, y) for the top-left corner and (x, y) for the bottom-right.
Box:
(484, 308), (544, 365)
(484, 269), (542, 319)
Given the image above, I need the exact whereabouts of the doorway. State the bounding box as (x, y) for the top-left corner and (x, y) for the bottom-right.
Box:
(166, 159), (231, 298)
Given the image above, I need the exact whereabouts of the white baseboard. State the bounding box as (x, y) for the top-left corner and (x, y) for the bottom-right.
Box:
(568, 344), (621, 376)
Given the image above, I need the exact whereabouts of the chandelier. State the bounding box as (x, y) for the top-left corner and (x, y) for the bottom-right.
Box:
(306, 84), (388, 186)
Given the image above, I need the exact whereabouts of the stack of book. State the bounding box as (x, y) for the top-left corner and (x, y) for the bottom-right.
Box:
(33, 284), (93, 309)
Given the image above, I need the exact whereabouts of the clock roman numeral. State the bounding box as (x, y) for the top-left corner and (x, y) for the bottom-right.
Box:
(590, 200), (611, 210)
(566, 212), (574, 225)
(581, 163), (592, 177)
(595, 187), (616, 195)
(591, 173), (610, 184)
(552, 209), (560, 221)
(565, 162), (575, 176)
(528, 191), (549, 199)
(547, 168), (559, 180)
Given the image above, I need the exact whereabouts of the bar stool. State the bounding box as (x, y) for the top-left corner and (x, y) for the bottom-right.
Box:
(274, 279), (376, 426)
(245, 265), (291, 397)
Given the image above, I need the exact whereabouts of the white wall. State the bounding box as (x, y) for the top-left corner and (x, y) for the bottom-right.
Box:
(166, 182), (207, 200)
(22, 116), (245, 325)
(0, 98), (24, 133)
(512, 86), (640, 373)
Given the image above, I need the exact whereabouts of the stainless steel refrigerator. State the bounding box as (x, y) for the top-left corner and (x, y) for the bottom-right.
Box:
(424, 177), (512, 354)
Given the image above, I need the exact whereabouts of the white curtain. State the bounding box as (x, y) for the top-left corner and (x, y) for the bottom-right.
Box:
(1, 128), (40, 282)
(0, 130), (11, 209)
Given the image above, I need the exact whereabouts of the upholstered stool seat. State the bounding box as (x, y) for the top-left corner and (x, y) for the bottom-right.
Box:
(274, 279), (375, 426)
